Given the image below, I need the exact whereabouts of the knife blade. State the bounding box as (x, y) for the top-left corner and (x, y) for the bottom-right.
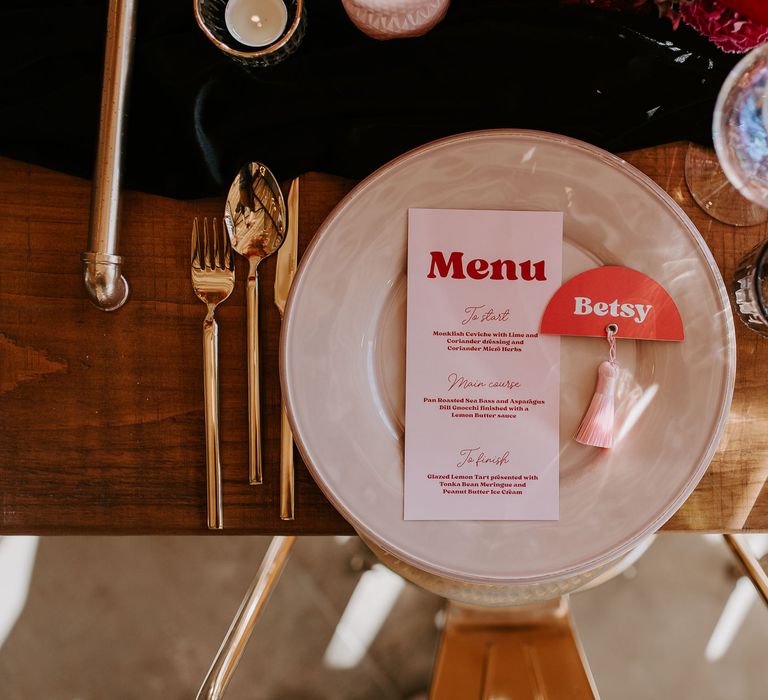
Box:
(275, 177), (299, 520)
(274, 178), (299, 317)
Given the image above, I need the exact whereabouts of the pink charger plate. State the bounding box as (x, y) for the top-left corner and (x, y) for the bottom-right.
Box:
(280, 130), (735, 584)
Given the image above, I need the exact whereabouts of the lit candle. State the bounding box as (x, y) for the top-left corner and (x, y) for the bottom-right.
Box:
(225, 0), (288, 48)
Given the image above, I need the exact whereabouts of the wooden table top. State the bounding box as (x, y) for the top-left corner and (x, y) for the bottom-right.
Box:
(1, 142), (767, 535)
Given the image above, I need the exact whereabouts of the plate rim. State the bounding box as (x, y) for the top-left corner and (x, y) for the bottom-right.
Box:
(280, 128), (736, 583)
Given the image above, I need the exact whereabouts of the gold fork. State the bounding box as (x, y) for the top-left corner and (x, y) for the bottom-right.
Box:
(191, 218), (235, 529)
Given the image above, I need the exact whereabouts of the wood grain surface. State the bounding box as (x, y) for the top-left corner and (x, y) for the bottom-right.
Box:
(0, 143), (766, 534)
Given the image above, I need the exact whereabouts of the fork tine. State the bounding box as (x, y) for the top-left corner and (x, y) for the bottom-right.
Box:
(223, 221), (234, 271)
(203, 218), (212, 270)
(213, 219), (227, 270)
(212, 218), (220, 269)
(193, 217), (206, 270)
(218, 219), (226, 271)
(191, 218), (199, 267)
(200, 222), (208, 270)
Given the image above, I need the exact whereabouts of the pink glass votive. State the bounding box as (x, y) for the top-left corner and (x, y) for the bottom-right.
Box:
(341, 0), (450, 40)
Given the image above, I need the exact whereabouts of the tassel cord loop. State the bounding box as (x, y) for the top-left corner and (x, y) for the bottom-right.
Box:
(607, 323), (618, 366)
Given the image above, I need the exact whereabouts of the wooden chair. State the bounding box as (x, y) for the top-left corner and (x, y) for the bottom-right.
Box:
(195, 534), (768, 700)
(195, 536), (603, 700)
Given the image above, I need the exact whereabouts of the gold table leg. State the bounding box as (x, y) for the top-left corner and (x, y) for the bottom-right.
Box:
(196, 536), (296, 700)
(724, 534), (768, 607)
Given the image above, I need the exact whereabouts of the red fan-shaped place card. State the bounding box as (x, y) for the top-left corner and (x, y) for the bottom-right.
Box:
(540, 266), (684, 341)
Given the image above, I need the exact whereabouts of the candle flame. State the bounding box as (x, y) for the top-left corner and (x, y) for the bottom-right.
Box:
(250, 14), (264, 27)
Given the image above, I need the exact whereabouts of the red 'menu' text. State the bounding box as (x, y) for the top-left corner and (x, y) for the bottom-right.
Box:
(427, 251), (547, 281)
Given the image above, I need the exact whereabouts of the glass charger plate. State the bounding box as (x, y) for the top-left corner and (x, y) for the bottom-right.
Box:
(281, 130), (735, 584)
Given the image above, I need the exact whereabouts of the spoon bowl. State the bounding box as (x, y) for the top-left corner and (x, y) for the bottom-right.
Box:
(225, 162), (287, 262)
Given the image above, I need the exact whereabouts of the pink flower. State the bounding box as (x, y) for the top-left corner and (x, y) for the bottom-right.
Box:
(565, 0), (768, 52)
(678, 0), (768, 52)
(719, 0), (768, 26)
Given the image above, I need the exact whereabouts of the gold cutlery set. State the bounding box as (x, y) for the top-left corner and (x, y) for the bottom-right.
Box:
(191, 163), (299, 528)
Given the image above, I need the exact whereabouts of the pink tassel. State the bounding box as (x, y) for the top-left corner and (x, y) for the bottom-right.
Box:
(575, 361), (619, 448)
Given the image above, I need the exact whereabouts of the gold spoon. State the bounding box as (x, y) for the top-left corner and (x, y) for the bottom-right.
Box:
(224, 163), (287, 484)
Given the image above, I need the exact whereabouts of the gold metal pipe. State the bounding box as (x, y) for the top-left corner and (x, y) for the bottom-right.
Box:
(724, 534), (768, 606)
(82, 0), (136, 311)
(196, 536), (296, 700)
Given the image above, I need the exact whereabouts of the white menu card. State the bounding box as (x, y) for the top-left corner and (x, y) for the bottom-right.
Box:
(404, 208), (563, 520)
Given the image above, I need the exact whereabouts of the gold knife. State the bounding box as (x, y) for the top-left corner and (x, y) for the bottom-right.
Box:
(274, 178), (299, 520)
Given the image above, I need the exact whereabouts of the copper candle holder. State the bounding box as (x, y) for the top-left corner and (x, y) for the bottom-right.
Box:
(194, 0), (306, 67)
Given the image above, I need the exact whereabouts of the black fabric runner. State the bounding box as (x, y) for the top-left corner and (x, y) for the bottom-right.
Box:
(0, 1), (739, 199)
